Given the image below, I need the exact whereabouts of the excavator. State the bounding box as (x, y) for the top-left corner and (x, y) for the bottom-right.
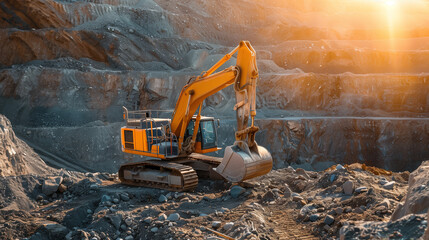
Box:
(119, 41), (272, 191)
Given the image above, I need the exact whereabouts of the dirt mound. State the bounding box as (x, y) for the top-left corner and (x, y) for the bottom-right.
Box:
(0, 114), (54, 177)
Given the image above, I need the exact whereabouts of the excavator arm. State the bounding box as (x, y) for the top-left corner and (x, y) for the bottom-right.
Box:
(170, 41), (272, 182)
(171, 41), (260, 152)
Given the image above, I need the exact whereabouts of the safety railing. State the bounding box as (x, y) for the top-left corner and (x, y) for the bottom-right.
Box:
(122, 107), (179, 158)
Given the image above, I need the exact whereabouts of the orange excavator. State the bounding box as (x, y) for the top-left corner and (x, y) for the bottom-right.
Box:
(119, 41), (272, 191)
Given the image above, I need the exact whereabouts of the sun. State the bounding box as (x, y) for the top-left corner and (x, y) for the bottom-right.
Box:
(383, 0), (397, 6)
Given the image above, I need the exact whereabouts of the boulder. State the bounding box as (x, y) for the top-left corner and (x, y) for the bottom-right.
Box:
(296, 168), (310, 179)
(342, 180), (354, 195)
(212, 221), (221, 229)
(284, 184), (292, 198)
(391, 161), (429, 221)
(336, 164), (345, 170)
(262, 190), (277, 202)
(101, 195), (111, 203)
(40, 223), (69, 239)
(167, 213), (180, 221)
(42, 177), (63, 196)
(230, 185), (246, 198)
(324, 215), (335, 225)
(309, 214), (319, 222)
(124, 218), (133, 226)
(223, 222), (234, 231)
(355, 186), (368, 194)
(158, 194), (167, 203)
(329, 174), (337, 182)
(158, 213), (167, 221)
(120, 193), (130, 201)
(107, 214), (122, 229)
(383, 181), (395, 190)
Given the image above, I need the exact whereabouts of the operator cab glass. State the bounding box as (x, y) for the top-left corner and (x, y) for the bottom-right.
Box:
(185, 118), (217, 150)
(201, 120), (216, 149)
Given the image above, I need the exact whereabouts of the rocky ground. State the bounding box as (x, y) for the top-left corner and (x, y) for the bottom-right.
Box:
(1, 114), (429, 240)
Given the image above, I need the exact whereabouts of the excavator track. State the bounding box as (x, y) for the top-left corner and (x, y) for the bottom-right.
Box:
(118, 160), (199, 191)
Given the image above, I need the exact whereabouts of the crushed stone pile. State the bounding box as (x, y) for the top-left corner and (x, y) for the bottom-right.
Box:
(0, 114), (55, 177)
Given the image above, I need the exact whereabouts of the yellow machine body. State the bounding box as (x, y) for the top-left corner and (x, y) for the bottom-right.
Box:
(119, 41), (273, 190)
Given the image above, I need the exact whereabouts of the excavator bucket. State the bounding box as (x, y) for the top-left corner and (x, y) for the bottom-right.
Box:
(214, 142), (272, 182)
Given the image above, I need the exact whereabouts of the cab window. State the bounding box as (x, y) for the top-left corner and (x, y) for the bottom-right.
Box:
(201, 120), (216, 149)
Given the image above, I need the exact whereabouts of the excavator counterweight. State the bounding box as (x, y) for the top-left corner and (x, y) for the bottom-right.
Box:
(119, 41), (273, 191)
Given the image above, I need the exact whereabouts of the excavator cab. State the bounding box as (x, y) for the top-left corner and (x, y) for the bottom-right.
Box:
(184, 117), (220, 154)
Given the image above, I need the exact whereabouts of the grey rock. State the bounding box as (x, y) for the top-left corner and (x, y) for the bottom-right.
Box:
(292, 193), (304, 202)
(44, 223), (69, 239)
(343, 180), (354, 195)
(124, 218), (133, 226)
(377, 199), (391, 209)
(336, 164), (345, 170)
(324, 215), (335, 225)
(158, 214), (167, 221)
(296, 168), (310, 179)
(101, 195), (112, 203)
(344, 206), (352, 213)
(330, 174), (337, 182)
(262, 190), (277, 202)
(42, 177), (63, 196)
(355, 186), (368, 194)
(113, 198), (120, 204)
(284, 184), (292, 198)
(150, 227), (158, 233)
(124, 236), (133, 240)
(335, 207), (344, 215)
(230, 185), (246, 198)
(310, 214), (319, 222)
(379, 178), (388, 185)
(143, 217), (151, 224)
(353, 207), (364, 214)
(36, 194), (44, 201)
(120, 224), (127, 231)
(158, 195), (167, 203)
(120, 194), (130, 202)
(107, 214), (122, 229)
(383, 181), (395, 190)
(167, 213), (180, 221)
(223, 222), (234, 231)
(212, 221), (221, 229)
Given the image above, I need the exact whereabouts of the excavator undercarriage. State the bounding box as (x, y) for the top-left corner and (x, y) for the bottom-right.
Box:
(118, 153), (223, 191)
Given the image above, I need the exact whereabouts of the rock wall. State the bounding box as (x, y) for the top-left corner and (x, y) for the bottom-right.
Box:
(391, 161), (429, 221)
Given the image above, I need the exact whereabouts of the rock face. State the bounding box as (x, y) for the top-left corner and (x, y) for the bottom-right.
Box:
(391, 161), (429, 221)
(0, 114), (54, 176)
